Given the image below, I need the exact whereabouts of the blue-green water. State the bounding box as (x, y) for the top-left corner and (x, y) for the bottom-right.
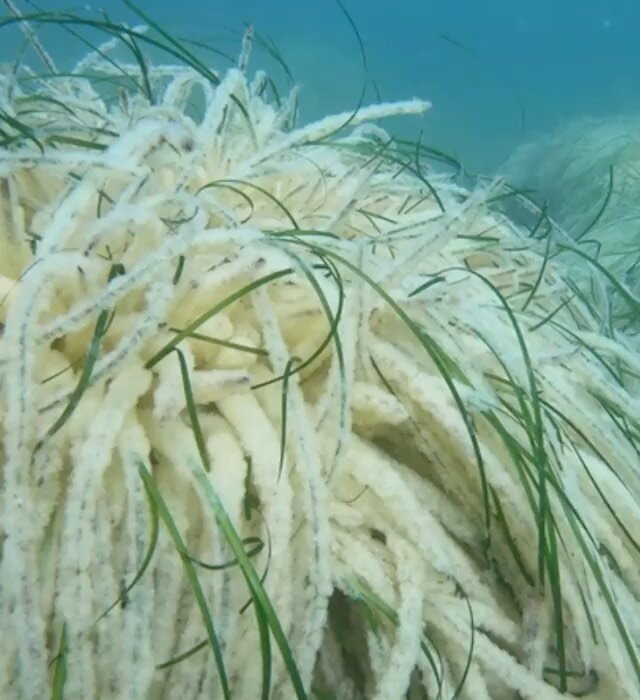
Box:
(3, 0), (639, 172)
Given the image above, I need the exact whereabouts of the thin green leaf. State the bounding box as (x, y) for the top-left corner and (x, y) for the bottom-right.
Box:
(50, 623), (68, 700)
(138, 464), (231, 699)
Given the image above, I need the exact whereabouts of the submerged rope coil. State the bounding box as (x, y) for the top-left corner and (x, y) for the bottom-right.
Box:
(0, 27), (639, 700)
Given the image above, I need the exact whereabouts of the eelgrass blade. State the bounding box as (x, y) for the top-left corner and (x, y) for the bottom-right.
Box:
(185, 536), (264, 571)
(351, 577), (448, 696)
(137, 463), (231, 698)
(414, 131), (445, 213)
(156, 639), (208, 671)
(0, 107), (44, 152)
(248, 27), (294, 87)
(173, 342), (306, 698)
(575, 165), (614, 242)
(97, 472), (160, 621)
(170, 328), (267, 357)
(334, 0), (381, 102)
(250, 252), (345, 395)
(255, 601), (273, 700)
(521, 222), (553, 310)
(46, 263), (125, 439)
(146, 268), (294, 369)
(188, 464), (307, 699)
(559, 243), (640, 320)
(50, 623), (67, 700)
(172, 255), (185, 285)
(450, 581), (475, 700)
(552, 474), (640, 685)
(288, 239), (492, 546)
(209, 178), (299, 230)
(45, 310), (109, 438)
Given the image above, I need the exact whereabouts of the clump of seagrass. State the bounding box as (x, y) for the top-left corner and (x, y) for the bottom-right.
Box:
(1, 14), (640, 700)
(503, 115), (640, 339)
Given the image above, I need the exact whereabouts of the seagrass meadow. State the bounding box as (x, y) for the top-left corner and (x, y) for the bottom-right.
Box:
(1, 4), (640, 700)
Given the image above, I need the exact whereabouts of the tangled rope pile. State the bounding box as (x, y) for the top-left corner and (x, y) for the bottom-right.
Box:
(504, 115), (640, 337)
(1, 21), (639, 700)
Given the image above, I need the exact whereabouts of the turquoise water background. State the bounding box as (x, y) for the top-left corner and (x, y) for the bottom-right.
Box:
(3, 1), (639, 173)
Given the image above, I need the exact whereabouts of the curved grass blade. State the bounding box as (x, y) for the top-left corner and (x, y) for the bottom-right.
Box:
(184, 536), (264, 571)
(351, 577), (445, 696)
(0, 11), (235, 112)
(156, 639), (208, 671)
(450, 581), (475, 700)
(255, 601), (272, 700)
(172, 255), (185, 285)
(45, 263), (125, 439)
(521, 222), (553, 310)
(44, 305), (110, 437)
(50, 623), (68, 700)
(122, 0), (254, 132)
(288, 239), (492, 547)
(196, 180), (255, 223)
(334, 0), (381, 102)
(394, 138), (462, 173)
(206, 178), (299, 230)
(575, 165), (614, 242)
(250, 252), (345, 394)
(173, 351), (307, 699)
(491, 487), (535, 587)
(249, 26), (294, 87)
(414, 131), (445, 213)
(170, 327), (267, 357)
(146, 268), (294, 369)
(437, 264), (567, 684)
(559, 243), (640, 319)
(0, 106), (44, 152)
(138, 463), (231, 699)
(96, 474), (160, 621)
(238, 506), (273, 616)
